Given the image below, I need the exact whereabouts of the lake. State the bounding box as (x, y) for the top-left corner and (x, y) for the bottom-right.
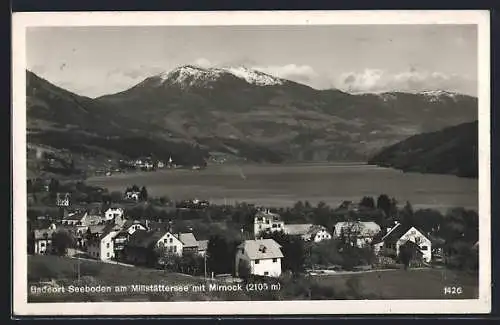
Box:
(86, 163), (478, 211)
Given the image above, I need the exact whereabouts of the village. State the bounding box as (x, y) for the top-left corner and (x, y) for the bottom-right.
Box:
(27, 179), (479, 289)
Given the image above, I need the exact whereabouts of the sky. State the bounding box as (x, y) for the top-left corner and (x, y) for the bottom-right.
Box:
(26, 25), (478, 98)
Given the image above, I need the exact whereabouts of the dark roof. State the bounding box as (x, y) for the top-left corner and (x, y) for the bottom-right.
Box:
(122, 219), (147, 230)
(127, 230), (164, 248)
(376, 223), (427, 245)
(63, 210), (86, 220)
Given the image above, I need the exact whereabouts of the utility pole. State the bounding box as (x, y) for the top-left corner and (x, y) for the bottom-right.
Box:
(77, 253), (80, 281)
(204, 253), (207, 280)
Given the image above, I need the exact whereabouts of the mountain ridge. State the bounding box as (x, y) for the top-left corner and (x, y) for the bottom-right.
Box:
(368, 120), (478, 178)
(26, 67), (478, 177)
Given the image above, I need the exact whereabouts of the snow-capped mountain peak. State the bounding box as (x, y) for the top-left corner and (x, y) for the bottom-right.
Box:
(154, 65), (284, 88)
(157, 65), (223, 86)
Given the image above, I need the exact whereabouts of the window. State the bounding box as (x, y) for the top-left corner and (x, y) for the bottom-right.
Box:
(264, 271), (269, 276)
(107, 252), (110, 257)
(272, 258), (277, 263)
(173, 246), (177, 252)
(106, 243), (110, 248)
(96, 252), (99, 258)
(40, 242), (45, 247)
(255, 259), (260, 264)
(169, 238), (173, 243)
(421, 246), (428, 251)
(278, 224), (281, 228)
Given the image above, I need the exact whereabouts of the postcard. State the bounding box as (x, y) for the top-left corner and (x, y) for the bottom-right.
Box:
(12, 10), (491, 316)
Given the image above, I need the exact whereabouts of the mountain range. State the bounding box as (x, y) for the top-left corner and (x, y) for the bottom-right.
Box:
(26, 65), (478, 176)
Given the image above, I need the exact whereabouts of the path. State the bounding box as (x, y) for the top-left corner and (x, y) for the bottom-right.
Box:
(310, 267), (431, 277)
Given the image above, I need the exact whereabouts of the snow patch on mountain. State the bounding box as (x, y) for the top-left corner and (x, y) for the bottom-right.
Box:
(155, 65), (284, 88)
(157, 65), (224, 87)
(418, 90), (460, 102)
(222, 67), (284, 86)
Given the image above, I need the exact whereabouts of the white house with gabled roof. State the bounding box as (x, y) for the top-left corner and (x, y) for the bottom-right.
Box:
(253, 209), (285, 237)
(235, 239), (284, 278)
(372, 222), (432, 263)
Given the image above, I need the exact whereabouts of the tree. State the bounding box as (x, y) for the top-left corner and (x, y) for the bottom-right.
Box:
(237, 258), (251, 280)
(140, 186), (148, 201)
(338, 220), (362, 248)
(52, 231), (75, 256)
(398, 241), (418, 270)
(131, 184), (140, 192)
(207, 234), (239, 275)
(376, 194), (391, 218)
(262, 231), (305, 274)
(309, 240), (343, 268)
(48, 178), (60, 195)
(400, 201), (414, 224)
(359, 196), (375, 209)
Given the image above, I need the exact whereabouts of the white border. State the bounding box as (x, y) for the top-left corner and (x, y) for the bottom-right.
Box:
(12, 10), (491, 316)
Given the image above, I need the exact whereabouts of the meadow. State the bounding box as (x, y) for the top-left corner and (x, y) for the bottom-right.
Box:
(27, 255), (478, 302)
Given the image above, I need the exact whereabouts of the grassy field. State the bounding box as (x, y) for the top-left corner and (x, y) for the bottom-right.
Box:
(28, 255), (478, 302)
(312, 268), (479, 299)
(28, 255), (248, 302)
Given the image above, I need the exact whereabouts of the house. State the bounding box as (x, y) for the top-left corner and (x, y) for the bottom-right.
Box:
(57, 224), (88, 249)
(197, 239), (208, 257)
(253, 209), (285, 237)
(372, 222), (432, 263)
(122, 220), (148, 235)
(80, 212), (104, 227)
(284, 224), (332, 242)
(125, 191), (140, 201)
(32, 224), (57, 254)
(112, 230), (130, 260)
(235, 239), (284, 278)
(157, 161), (165, 169)
(333, 221), (381, 248)
(61, 210), (87, 226)
(104, 208), (124, 221)
(56, 192), (71, 207)
(86, 224), (121, 261)
(123, 230), (184, 265)
(306, 225), (333, 242)
(177, 232), (199, 255)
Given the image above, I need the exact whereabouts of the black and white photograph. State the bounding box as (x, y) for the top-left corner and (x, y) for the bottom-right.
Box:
(12, 10), (491, 315)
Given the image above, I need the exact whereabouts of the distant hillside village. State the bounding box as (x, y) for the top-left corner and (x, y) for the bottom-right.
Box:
(27, 180), (479, 280)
